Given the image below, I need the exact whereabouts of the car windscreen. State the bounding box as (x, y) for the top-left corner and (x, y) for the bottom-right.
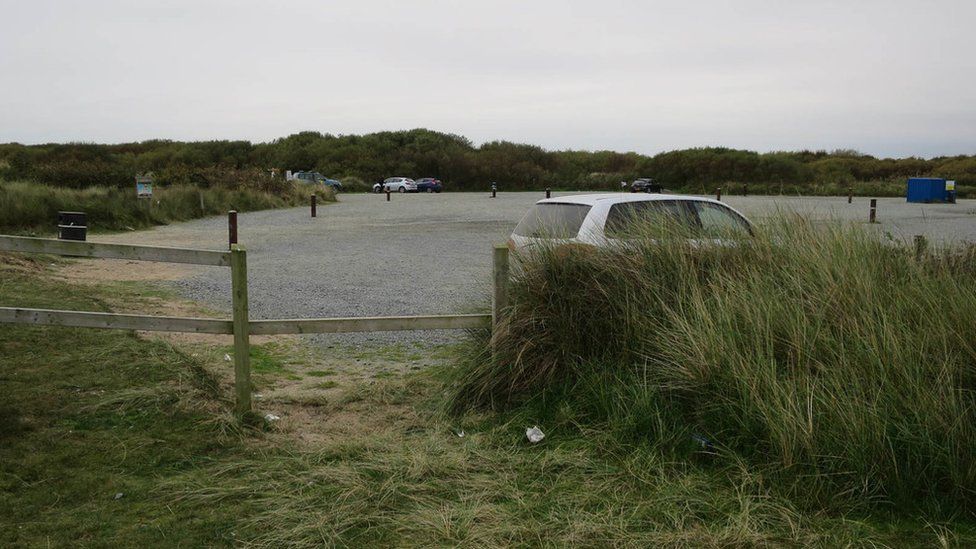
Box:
(513, 203), (592, 238)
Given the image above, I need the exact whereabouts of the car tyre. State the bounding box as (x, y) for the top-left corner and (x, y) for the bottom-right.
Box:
(398, 186), (406, 193)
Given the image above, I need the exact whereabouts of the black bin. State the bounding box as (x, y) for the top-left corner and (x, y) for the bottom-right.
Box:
(57, 211), (87, 241)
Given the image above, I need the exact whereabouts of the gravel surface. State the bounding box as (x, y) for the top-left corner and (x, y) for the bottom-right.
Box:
(90, 192), (976, 345)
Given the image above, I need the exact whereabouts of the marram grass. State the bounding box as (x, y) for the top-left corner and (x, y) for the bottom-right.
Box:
(452, 217), (976, 514)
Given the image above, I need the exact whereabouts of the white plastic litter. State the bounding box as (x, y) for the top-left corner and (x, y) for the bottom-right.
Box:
(525, 426), (545, 443)
(114, 492), (124, 500)
(454, 429), (465, 438)
(224, 354), (232, 362)
(264, 413), (281, 422)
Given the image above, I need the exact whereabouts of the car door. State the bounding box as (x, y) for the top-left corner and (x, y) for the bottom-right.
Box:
(689, 201), (753, 242)
(601, 200), (697, 244)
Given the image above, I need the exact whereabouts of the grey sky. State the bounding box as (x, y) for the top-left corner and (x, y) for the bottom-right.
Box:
(1, 0), (974, 157)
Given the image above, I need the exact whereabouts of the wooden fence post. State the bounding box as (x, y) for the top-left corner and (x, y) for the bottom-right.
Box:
(230, 245), (251, 416)
(491, 244), (510, 359)
(228, 211), (238, 250)
(310, 194), (317, 217)
(914, 235), (928, 261)
(869, 199), (877, 223)
(716, 187), (722, 201)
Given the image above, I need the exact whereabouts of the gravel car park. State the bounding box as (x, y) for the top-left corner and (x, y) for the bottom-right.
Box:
(84, 192), (976, 346)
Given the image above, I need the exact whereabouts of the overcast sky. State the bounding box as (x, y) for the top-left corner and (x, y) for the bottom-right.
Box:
(1, 0), (974, 157)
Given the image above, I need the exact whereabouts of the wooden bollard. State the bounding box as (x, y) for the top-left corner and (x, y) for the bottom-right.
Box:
(229, 245), (251, 416)
(743, 183), (748, 197)
(848, 187), (853, 204)
(386, 189), (391, 202)
(545, 187), (551, 199)
(914, 235), (928, 260)
(228, 210), (238, 249)
(869, 199), (877, 223)
(716, 187), (722, 201)
(491, 244), (510, 362)
(310, 194), (317, 217)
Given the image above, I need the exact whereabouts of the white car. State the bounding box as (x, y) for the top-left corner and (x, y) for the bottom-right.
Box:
(373, 177), (418, 193)
(509, 193), (753, 250)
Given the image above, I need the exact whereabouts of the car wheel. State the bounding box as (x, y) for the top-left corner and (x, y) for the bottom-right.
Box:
(398, 186), (406, 193)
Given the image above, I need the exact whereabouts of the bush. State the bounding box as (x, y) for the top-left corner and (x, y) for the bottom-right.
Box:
(336, 175), (372, 193)
(451, 218), (976, 514)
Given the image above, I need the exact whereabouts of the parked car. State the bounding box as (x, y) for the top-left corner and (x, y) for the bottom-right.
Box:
(372, 177), (417, 193)
(631, 178), (661, 193)
(509, 194), (753, 250)
(415, 178), (443, 193)
(294, 171), (343, 190)
(321, 178), (343, 191)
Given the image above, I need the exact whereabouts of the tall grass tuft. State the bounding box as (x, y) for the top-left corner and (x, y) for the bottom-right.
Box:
(451, 217), (976, 513)
(0, 179), (335, 233)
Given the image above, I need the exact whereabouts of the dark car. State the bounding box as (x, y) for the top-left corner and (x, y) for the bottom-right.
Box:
(631, 178), (661, 193)
(415, 177), (443, 193)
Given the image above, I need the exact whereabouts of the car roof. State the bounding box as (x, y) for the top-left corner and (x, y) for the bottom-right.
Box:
(536, 193), (722, 207)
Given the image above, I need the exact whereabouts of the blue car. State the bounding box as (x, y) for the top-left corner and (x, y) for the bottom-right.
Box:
(415, 177), (443, 193)
(294, 171), (343, 191)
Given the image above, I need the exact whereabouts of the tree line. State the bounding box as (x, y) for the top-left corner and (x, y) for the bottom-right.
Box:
(1, 128), (973, 192)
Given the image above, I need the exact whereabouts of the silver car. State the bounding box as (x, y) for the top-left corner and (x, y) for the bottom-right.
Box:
(373, 177), (418, 193)
(510, 193), (753, 250)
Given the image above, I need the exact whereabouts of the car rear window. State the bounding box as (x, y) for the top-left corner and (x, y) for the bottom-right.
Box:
(514, 203), (592, 238)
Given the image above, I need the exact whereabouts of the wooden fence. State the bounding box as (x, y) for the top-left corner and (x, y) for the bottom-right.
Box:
(0, 235), (507, 416)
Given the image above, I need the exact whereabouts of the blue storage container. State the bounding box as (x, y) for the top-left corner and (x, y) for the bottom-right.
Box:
(906, 177), (947, 203)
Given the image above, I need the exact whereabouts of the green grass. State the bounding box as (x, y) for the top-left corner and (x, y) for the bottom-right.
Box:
(3, 241), (975, 546)
(0, 179), (336, 234)
(452, 216), (976, 520)
(0, 256), (249, 546)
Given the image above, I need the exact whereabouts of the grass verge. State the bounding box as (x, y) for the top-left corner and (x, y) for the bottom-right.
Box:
(2, 241), (973, 545)
(451, 216), (976, 521)
(0, 179), (336, 235)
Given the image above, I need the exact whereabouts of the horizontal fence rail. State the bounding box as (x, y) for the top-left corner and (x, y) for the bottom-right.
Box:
(249, 314), (491, 335)
(0, 235), (231, 267)
(0, 307), (235, 334)
(0, 229), (510, 418)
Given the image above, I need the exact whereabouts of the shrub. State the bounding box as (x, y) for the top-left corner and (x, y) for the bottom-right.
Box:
(336, 175), (372, 193)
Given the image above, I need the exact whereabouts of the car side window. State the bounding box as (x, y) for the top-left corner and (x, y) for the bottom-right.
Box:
(693, 202), (751, 238)
(604, 200), (691, 238)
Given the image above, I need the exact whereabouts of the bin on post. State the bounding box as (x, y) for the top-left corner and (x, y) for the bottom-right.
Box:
(57, 211), (87, 241)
